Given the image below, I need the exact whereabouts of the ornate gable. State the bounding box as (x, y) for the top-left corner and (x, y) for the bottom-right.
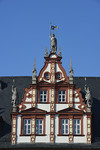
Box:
(38, 53), (69, 84)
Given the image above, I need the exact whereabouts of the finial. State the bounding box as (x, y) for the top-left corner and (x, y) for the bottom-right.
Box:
(32, 59), (37, 84)
(58, 46), (61, 57)
(69, 59), (73, 76)
(45, 46), (48, 57)
(69, 59), (74, 84)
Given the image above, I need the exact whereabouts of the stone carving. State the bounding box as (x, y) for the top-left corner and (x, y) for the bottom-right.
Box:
(84, 85), (92, 112)
(49, 33), (57, 53)
(11, 85), (17, 108)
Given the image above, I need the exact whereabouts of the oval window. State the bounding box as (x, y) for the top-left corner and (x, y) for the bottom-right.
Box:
(56, 73), (61, 79)
(44, 72), (49, 80)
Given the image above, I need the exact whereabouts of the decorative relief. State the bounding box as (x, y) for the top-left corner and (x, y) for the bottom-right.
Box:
(31, 89), (36, 107)
(50, 116), (54, 143)
(87, 117), (91, 143)
(69, 118), (73, 134)
(31, 118), (35, 143)
(69, 118), (73, 143)
(11, 117), (17, 145)
(69, 136), (73, 143)
(69, 89), (73, 107)
(50, 89), (55, 112)
(50, 63), (55, 83)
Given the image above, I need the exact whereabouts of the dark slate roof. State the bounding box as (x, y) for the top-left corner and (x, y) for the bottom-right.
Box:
(0, 76), (100, 149)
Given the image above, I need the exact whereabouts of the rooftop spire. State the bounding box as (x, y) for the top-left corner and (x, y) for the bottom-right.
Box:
(69, 59), (74, 84)
(58, 46), (61, 57)
(32, 59), (37, 84)
(45, 46), (48, 57)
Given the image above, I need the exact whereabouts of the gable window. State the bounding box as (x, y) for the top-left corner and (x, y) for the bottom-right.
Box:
(73, 119), (81, 135)
(23, 119), (31, 135)
(61, 119), (69, 134)
(36, 119), (43, 135)
(44, 72), (49, 80)
(40, 90), (47, 102)
(58, 90), (66, 102)
(56, 73), (61, 79)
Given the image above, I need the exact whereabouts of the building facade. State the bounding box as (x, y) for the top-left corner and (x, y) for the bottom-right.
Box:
(11, 33), (92, 144)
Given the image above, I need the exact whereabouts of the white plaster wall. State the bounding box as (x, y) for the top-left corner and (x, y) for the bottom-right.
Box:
(73, 104), (80, 110)
(56, 64), (63, 76)
(73, 97), (80, 102)
(35, 115), (50, 143)
(74, 136), (87, 143)
(24, 104), (32, 110)
(37, 104), (50, 112)
(49, 89), (51, 102)
(83, 115), (87, 135)
(55, 115), (58, 140)
(56, 136), (69, 143)
(42, 63), (51, 77)
(41, 63), (51, 83)
(56, 104), (69, 112)
(25, 97), (31, 102)
(17, 136), (30, 143)
(29, 90), (32, 94)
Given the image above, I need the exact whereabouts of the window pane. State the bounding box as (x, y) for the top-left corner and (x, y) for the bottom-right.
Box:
(44, 91), (46, 94)
(73, 119), (81, 135)
(40, 120), (42, 124)
(58, 90), (66, 102)
(36, 119), (43, 134)
(40, 90), (47, 102)
(63, 91), (65, 94)
(61, 119), (68, 134)
(24, 119), (31, 135)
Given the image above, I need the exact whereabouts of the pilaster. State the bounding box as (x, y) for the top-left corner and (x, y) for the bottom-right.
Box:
(50, 115), (55, 143)
(11, 115), (17, 145)
(31, 89), (36, 107)
(69, 117), (73, 143)
(69, 87), (73, 107)
(31, 117), (35, 143)
(87, 115), (92, 143)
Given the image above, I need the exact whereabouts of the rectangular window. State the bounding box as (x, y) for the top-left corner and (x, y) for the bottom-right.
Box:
(58, 90), (66, 102)
(36, 119), (43, 135)
(40, 90), (47, 102)
(23, 119), (31, 135)
(73, 119), (81, 135)
(61, 119), (69, 134)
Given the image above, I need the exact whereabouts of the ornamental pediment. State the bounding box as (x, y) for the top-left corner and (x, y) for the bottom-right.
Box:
(58, 107), (84, 114)
(21, 107), (47, 114)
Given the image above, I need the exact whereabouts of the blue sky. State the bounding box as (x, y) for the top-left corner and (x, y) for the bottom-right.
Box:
(0, 0), (100, 77)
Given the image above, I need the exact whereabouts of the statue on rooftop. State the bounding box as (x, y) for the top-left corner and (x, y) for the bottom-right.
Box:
(84, 85), (92, 112)
(49, 33), (57, 53)
(11, 85), (17, 107)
